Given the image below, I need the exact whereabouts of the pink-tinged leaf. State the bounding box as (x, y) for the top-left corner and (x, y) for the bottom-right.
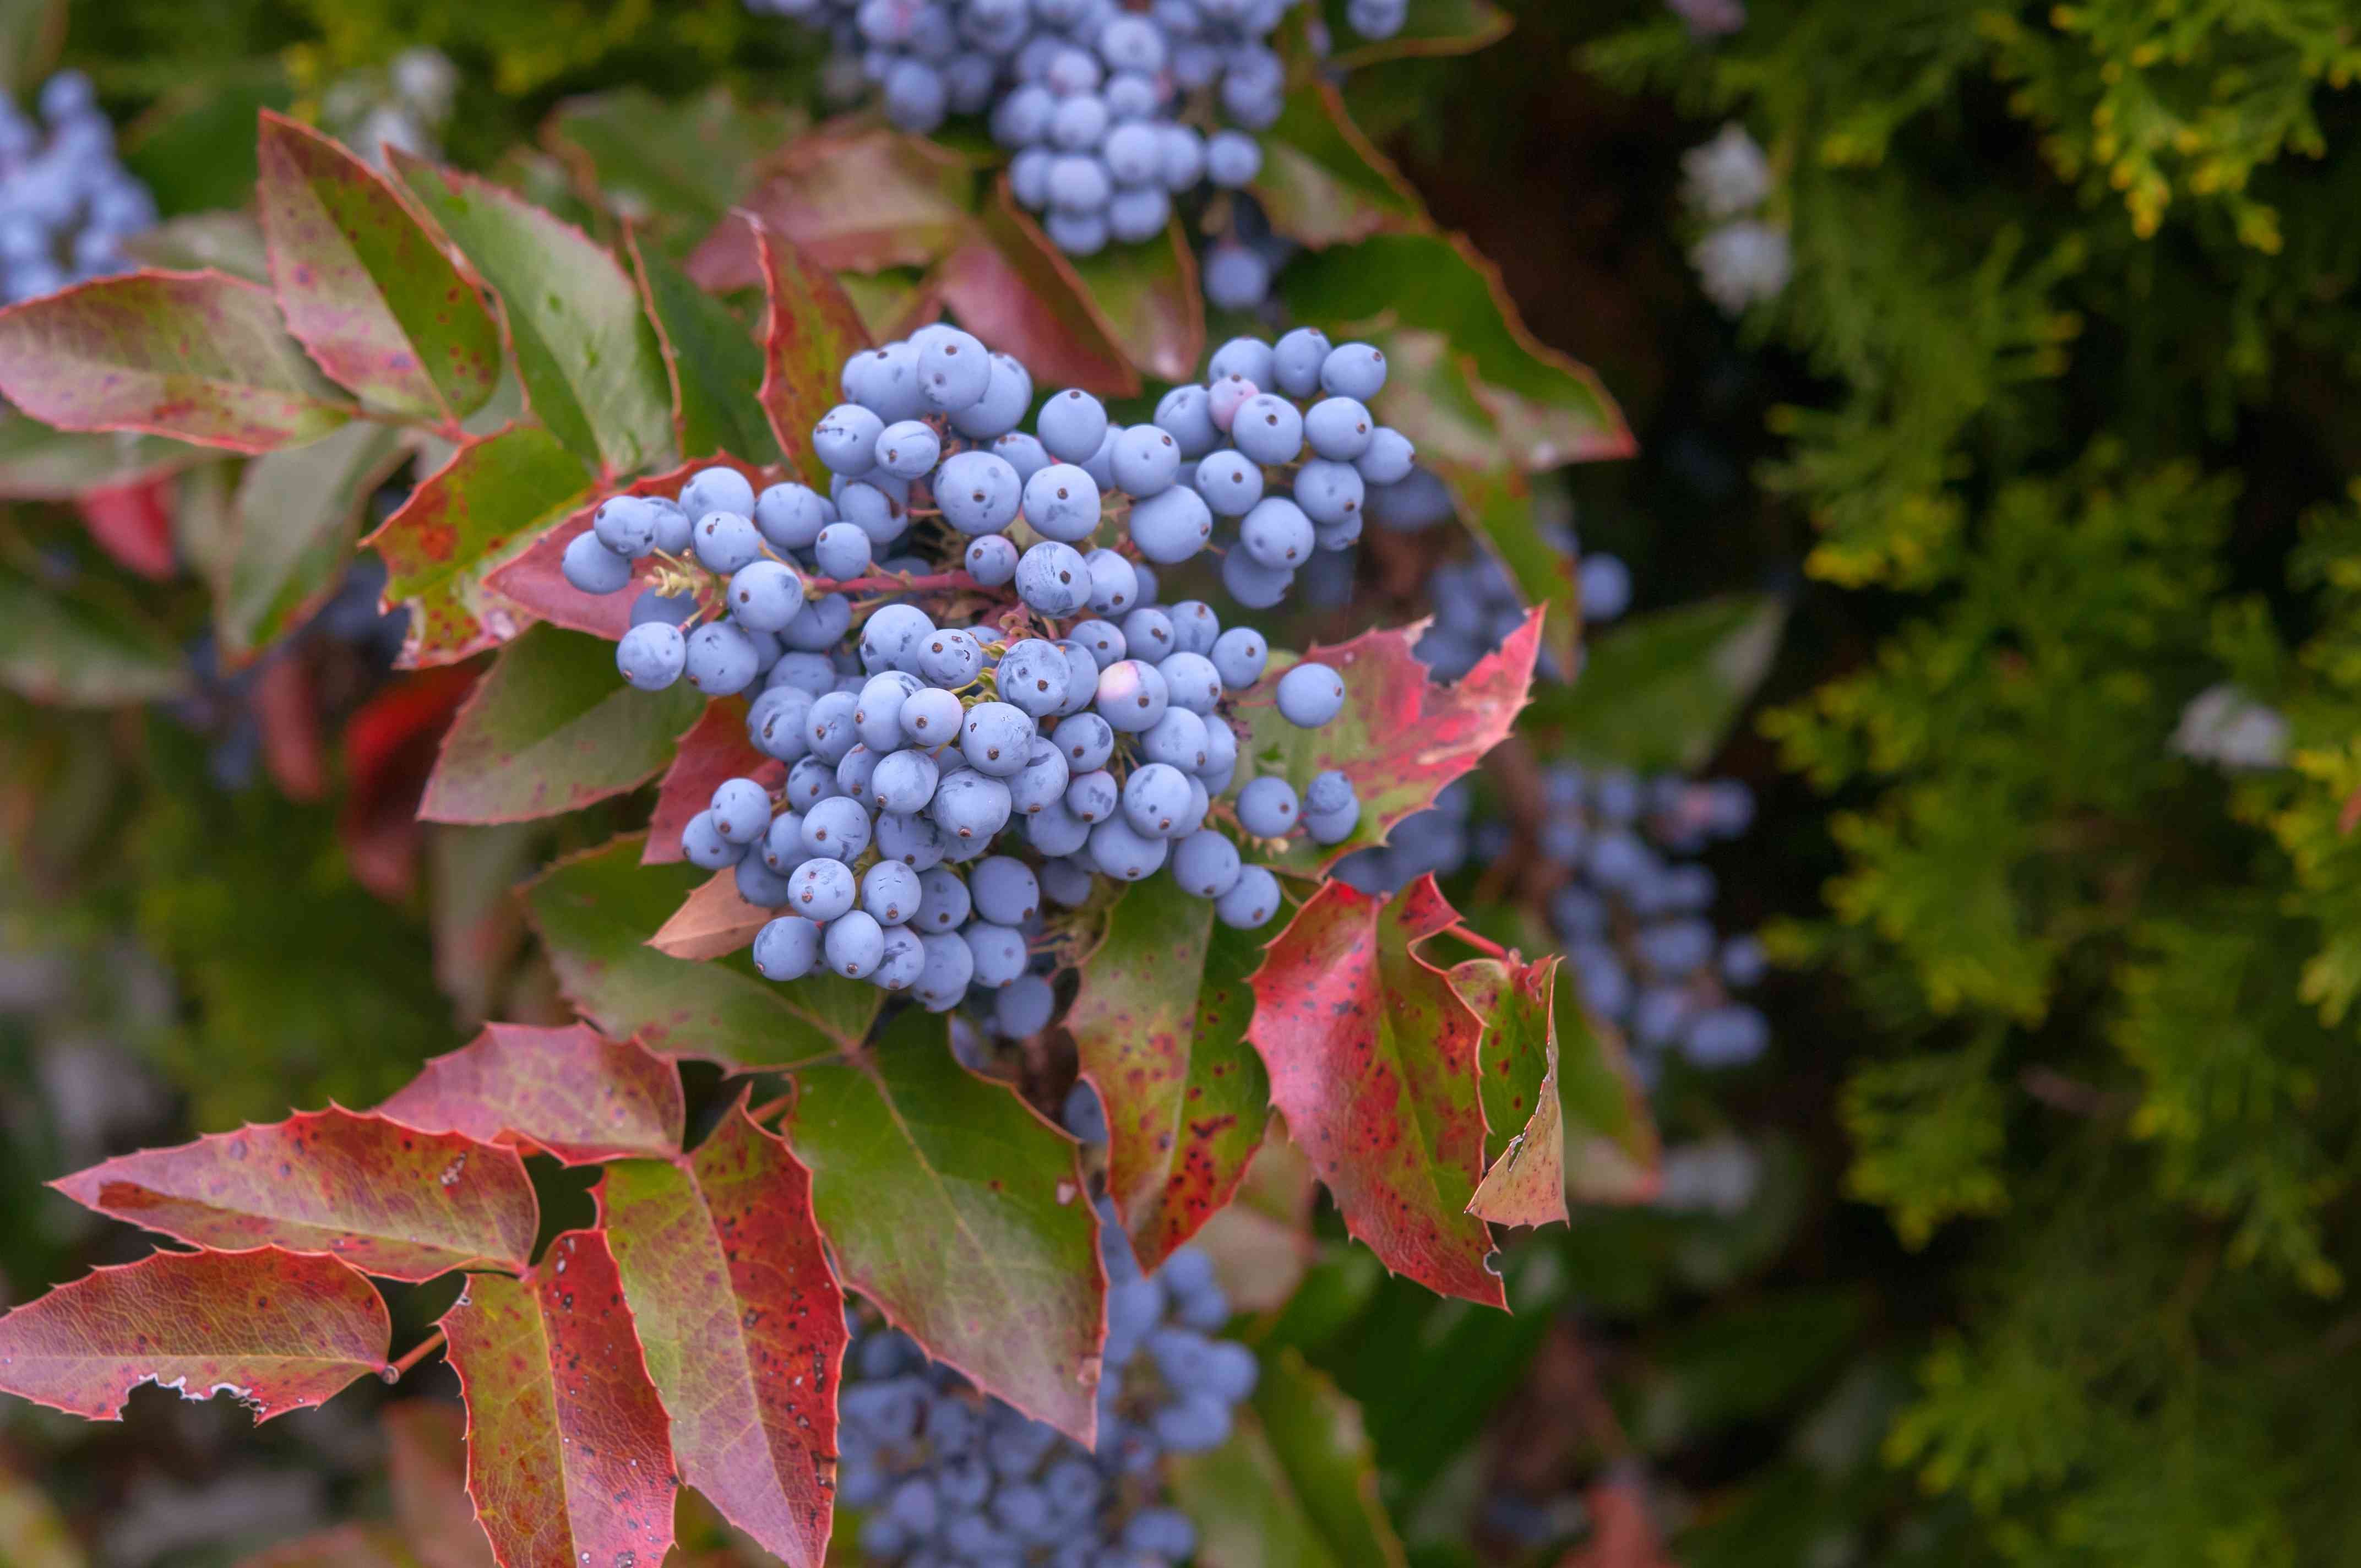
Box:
(936, 186), (1138, 397)
(439, 1231), (677, 1568)
(76, 475), (176, 578)
(753, 222), (874, 488)
(416, 623), (704, 825)
(377, 1022), (686, 1165)
(1236, 609), (1542, 878)
(482, 456), (755, 641)
(0, 1246), (388, 1422)
(254, 111), (503, 427)
(1450, 956), (1568, 1229)
(1066, 884), (1269, 1271)
(786, 1009), (1105, 1442)
(364, 423), (593, 667)
(338, 664), (480, 902)
(382, 1400), (498, 1568)
(49, 1107), (539, 1282)
(650, 869), (770, 961)
(526, 836), (884, 1069)
(1245, 876), (1502, 1306)
(1063, 216), (1203, 384)
(0, 417), (207, 501)
(0, 270), (354, 453)
(220, 418), (412, 661)
(602, 1099), (845, 1568)
(645, 699), (783, 866)
(685, 126), (975, 288)
(1253, 79), (1428, 249)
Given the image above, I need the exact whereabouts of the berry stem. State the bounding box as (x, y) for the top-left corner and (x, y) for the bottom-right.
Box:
(1444, 923), (1511, 961)
(378, 1327), (447, 1384)
(808, 570), (983, 595)
(746, 1092), (795, 1125)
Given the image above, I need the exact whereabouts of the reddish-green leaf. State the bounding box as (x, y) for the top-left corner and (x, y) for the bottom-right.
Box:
(685, 126), (974, 288)
(0, 1246), (388, 1422)
(630, 229), (782, 467)
(1235, 610), (1542, 876)
(377, 1022), (686, 1165)
(1067, 884), (1269, 1271)
(546, 86), (802, 250)
(254, 112), (502, 427)
(50, 1108), (539, 1282)
(382, 1399), (498, 1568)
(644, 698), (783, 866)
(0, 270), (353, 453)
(219, 418), (411, 660)
(0, 416), (206, 500)
(417, 623), (703, 824)
(786, 1008), (1103, 1441)
(365, 423), (594, 667)
(1064, 216), (1203, 384)
(439, 1231), (677, 1568)
(393, 152), (673, 480)
(754, 221), (873, 488)
(482, 455), (754, 642)
(602, 1101), (845, 1568)
(1253, 80), (1428, 249)
(650, 869), (771, 960)
(525, 835), (883, 1068)
(1451, 956), (1568, 1229)
(938, 187), (1138, 396)
(1247, 876), (1502, 1306)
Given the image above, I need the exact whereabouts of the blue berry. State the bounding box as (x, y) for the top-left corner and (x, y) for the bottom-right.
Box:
(592, 496), (659, 557)
(1037, 389), (1108, 464)
(1236, 776), (1298, 837)
(952, 353), (1033, 439)
(1275, 662), (1345, 727)
(1065, 770), (1119, 824)
(735, 851), (796, 909)
(1015, 541), (1092, 616)
(1209, 627), (1267, 688)
(561, 530), (633, 595)
(1216, 865), (1282, 928)
(681, 467), (757, 521)
(935, 450), (1024, 535)
(684, 623), (761, 696)
(1022, 462), (1103, 543)
(918, 329), (992, 411)
(1319, 341), (1388, 400)
(682, 810), (736, 870)
(802, 796), (874, 862)
(1172, 829), (1242, 899)
(932, 770), (1014, 843)
(1220, 546), (1293, 609)
(790, 858), (858, 922)
(1095, 658), (1170, 732)
(1229, 393), (1303, 466)
(871, 749), (941, 814)
(1109, 423), (1182, 496)
(728, 560), (805, 631)
(814, 523), (872, 580)
(754, 483), (832, 550)
(813, 403), (885, 475)
(826, 910), (889, 978)
(1122, 763), (1193, 837)
(1195, 449), (1263, 515)
(1089, 816), (1168, 881)
(1269, 328), (1331, 399)
(1128, 485), (1213, 564)
(616, 622), (686, 690)
(962, 701), (1037, 776)
(1084, 549), (1139, 616)
(753, 916), (820, 981)
(971, 857), (1041, 924)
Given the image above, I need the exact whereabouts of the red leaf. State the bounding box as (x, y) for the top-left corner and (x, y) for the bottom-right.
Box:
(362, 423), (591, 667)
(0, 1246), (388, 1422)
(50, 1107), (540, 1282)
(753, 221), (874, 488)
(377, 1021), (687, 1164)
(649, 868), (770, 960)
(254, 111), (503, 428)
(1062, 212), (1204, 385)
(75, 476), (176, 578)
(0, 270), (355, 453)
(645, 698), (783, 865)
(601, 1098), (845, 1568)
(482, 456), (758, 641)
(685, 126), (975, 288)
(440, 1230), (677, 1568)
(339, 663), (481, 902)
(1236, 608), (1543, 878)
(253, 654), (328, 801)
(383, 1400), (498, 1568)
(1246, 875), (1503, 1306)
(937, 187), (1138, 397)
(1452, 955), (1569, 1229)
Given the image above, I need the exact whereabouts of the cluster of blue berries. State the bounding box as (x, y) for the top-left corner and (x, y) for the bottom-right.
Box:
(837, 1180), (1249, 1564)
(0, 72), (155, 304)
(557, 328), (1380, 1004)
(1413, 535), (1631, 683)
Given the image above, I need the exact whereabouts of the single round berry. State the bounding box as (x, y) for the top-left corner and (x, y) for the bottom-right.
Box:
(561, 530), (633, 595)
(616, 622), (686, 690)
(1276, 662), (1346, 728)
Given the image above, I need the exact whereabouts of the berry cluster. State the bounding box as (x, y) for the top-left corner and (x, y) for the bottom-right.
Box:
(0, 72), (155, 305)
(1415, 535), (1629, 683)
(742, 0), (1403, 284)
(559, 327), (1403, 1005)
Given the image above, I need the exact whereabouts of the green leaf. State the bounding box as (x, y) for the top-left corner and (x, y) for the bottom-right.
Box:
(121, 210), (271, 284)
(0, 550), (185, 706)
(1168, 1347), (1408, 1568)
(1319, 0), (1512, 69)
(1539, 595), (1788, 772)
(0, 418), (208, 500)
(0, 271), (354, 454)
(1451, 955), (1568, 1228)
(363, 422), (594, 666)
(0, 0), (63, 103)
(1064, 215), (1204, 384)
(547, 86), (801, 249)
(630, 230), (782, 466)
(1067, 884), (1269, 1271)
(255, 112), (504, 427)
(119, 75), (292, 216)
(1254, 79), (1429, 248)
(418, 624), (702, 824)
(524, 835), (882, 1068)
(750, 221), (875, 487)
(786, 1008), (1104, 1441)
(394, 151), (673, 479)
(218, 419), (410, 660)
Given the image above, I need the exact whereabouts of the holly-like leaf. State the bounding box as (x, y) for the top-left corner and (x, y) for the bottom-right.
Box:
(439, 1230), (677, 1568)
(0, 417), (206, 500)
(1236, 609), (1542, 876)
(753, 221), (873, 488)
(686, 126), (975, 288)
(1189, 1129), (1318, 1314)
(218, 419), (410, 660)
(1064, 216), (1204, 385)
(0, 270), (353, 453)
(525, 835), (883, 1067)
(650, 869), (773, 960)
(786, 1008), (1104, 1441)
(482, 455), (756, 642)
(377, 1022), (686, 1165)
(1066, 884), (1269, 1271)
(1253, 80), (1427, 249)
(50, 1107), (539, 1282)
(937, 185), (1139, 396)
(417, 623), (702, 825)
(601, 1100), (845, 1568)
(546, 86), (801, 248)
(644, 698), (783, 866)
(121, 209), (271, 283)
(0, 1246), (388, 1422)
(1247, 876), (1502, 1306)
(1538, 595), (1789, 772)
(382, 1400), (497, 1568)
(366, 423), (593, 666)
(630, 230), (782, 466)
(254, 112), (503, 428)
(394, 153), (673, 480)
(0, 550), (185, 705)
(1451, 956), (1569, 1229)
(1321, 0), (1512, 69)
